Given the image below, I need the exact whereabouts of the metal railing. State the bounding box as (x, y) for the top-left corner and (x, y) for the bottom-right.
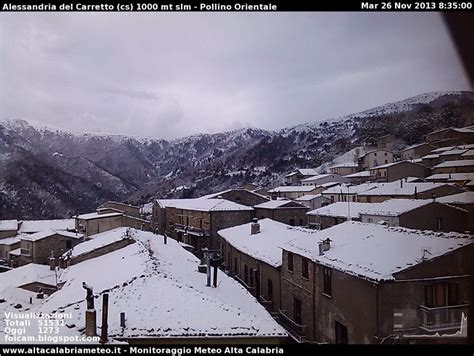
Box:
(419, 303), (469, 332)
(278, 309), (308, 342)
(173, 223), (210, 236)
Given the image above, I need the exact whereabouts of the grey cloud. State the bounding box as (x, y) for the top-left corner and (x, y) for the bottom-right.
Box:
(0, 12), (469, 139)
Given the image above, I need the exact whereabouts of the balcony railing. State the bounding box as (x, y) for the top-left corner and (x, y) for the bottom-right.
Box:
(278, 309), (308, 342)
(173, 223), (210, 236)
(419, 303), (469, 333)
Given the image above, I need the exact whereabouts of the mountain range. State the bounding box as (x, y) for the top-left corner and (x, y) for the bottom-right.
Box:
(1, 91), (474, 219)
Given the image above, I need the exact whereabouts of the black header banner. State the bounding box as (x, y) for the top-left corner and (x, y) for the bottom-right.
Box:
(0, 0), (473, 11)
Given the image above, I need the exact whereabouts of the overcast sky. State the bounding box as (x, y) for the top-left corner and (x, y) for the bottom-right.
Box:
(0, 12), (470, 139)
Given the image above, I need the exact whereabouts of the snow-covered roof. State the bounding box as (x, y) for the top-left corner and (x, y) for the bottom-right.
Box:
(22, 229), (83, 242)
(345, 171), (371, 178)
(461, 149), (474, 157)
(284, 168), (319, 177)
(295, 194), (330, 202)
(359, 181), (453, 196)
(9, 248), (21, 256)
(358, 199), (443, 216)
(437, 192), (474, 204)
(330, 162), (359, 168)
(426, 173), (474, 181)
(307, 202), (373, 219)
(281, 221), (473, 282)
(76, 212), (123, 220)
(268, 186), (318, 193)
(0, 235), (22, 246)
(199, 188), (269, 201)
(401, 143), (433, 151)
(296, 168), (319, 176)
(0, 219), (18, 232)
(431, 146), (455, 153)
(219, 219), (319, 267)
(439, 149), (468, 156)
(433, 160), (474, 168)
(64, 228), (133, 259)
(18, 219), (75, 233)
(322, 183), (380, 195)
(254, 200), (306, 209)
(300, 174), (332, 182)
(2, 228), (286, 341)
(156, 198), (253, 212)
(421, 153), (440, 159)
(370, 160), (425, 170)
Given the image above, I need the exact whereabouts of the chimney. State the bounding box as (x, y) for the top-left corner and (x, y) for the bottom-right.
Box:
(49, 251), (56, 271)
(319, 238), (332, 255)
(400, 179), (403, 188)
(250, 218), (260, 235)
(322, 238), (331, 252)
(414, 186), (418, 199)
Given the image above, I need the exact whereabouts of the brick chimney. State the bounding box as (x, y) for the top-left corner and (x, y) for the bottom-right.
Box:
(250, 218), (260, 235)
(319, 238), (331, 255)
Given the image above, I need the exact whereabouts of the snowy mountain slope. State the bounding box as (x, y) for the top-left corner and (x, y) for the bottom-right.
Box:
(1, 91), (473, 219)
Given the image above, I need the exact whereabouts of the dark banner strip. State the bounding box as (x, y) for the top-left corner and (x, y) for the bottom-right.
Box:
(0, 0), (473, 12)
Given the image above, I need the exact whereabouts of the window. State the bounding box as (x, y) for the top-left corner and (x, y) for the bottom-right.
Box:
(335, 321), (348, 344)
(267, 278), (273, 301)
(374, 152), (377, 156)
(299, 218), (304, 226)
(384, 152), (388, 156)
(385, 160), (388, 164)
(425, 283), (459, 307)
(244, 265), (249, 285)
(293, 297), (302, 325)
(436, 217), (443, 231)
(323, 267), (332, 296)
(234, 257), (238, 274)
(289, 218), (295, 226)
(287, 252), (294, 272)
(249, 268), (254, 287)
(302, 257), (309, 279)
(66, 240), (72, 249)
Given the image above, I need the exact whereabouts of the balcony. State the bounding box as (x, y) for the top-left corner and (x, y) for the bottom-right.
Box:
(173, 223), (210, 237)
(419, 303), (469, 333)
(278, 310), (308, 342)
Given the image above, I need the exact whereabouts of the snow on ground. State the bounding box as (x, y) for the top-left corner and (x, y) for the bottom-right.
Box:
(219, 219), (319, 268)
(0, 228), (286, 342)
(282, 221), (473, 282)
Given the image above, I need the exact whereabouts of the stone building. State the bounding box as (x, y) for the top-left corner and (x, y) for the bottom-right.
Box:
(300, 174), (349, 187)
(437, 192), (474, 233)
(401, 143), (436, 161)
(279, 221), (473, 343)
(295, 194), (332, 210)
(219, 219), (319, 314)
(329, 163), (359, 176)
(0, 220), (18, 239)
(284, 168), (319, 185)
(253, 200), (309, 226)
(76, 211), (150, 237)
(153, 198), (254, 252)
(369, 161), (428, 183)
(356, 181), (463, 203)
(358, 149), (394, 170)
(17, 230), (83, 266)
(432, 160), (474, 174)
(426, 126), (474, 146)
(97, 201), (141, 218)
